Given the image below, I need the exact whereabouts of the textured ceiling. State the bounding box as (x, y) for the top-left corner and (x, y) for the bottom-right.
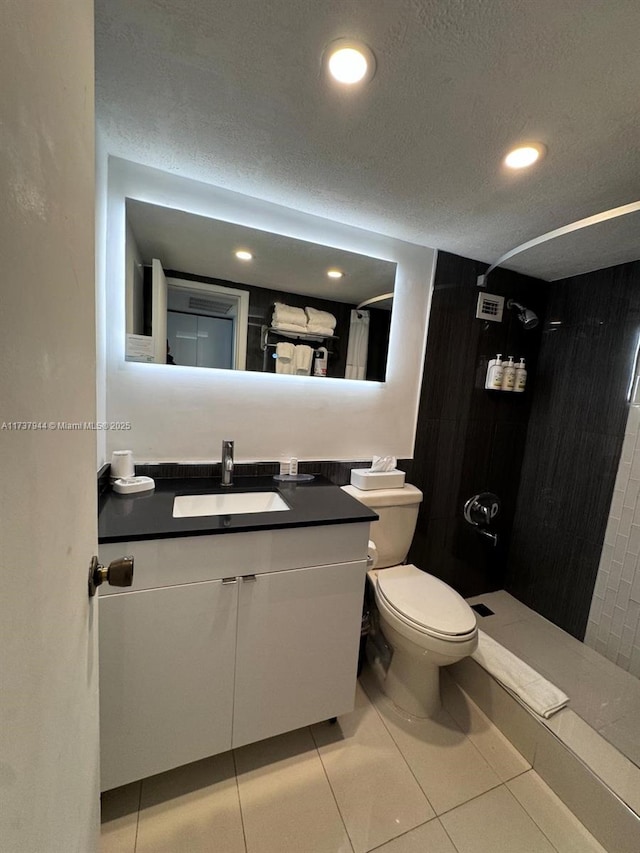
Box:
(95, 0), (640, 280)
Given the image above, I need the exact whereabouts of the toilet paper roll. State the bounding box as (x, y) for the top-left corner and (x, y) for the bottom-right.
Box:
(111, 450), (134, 479)
(367, 540), (379, 569)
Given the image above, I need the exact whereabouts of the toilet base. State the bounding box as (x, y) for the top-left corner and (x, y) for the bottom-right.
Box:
(383, 644), (441, 717)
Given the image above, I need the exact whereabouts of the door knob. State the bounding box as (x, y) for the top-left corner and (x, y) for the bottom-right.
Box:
(88, 555), (134, 597)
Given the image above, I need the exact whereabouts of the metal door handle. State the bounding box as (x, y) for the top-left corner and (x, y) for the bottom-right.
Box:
(88, 555), (134, 597)
(241, 574), (257, 582)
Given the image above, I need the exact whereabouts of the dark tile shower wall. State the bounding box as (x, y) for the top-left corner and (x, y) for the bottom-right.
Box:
(407, 251), (549, 598)
(506, 260), (640, 640)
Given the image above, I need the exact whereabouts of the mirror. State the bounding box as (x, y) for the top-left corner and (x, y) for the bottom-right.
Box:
(124, 199), (397, 381)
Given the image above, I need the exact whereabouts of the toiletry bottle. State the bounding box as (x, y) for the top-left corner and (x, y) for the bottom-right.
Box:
(514, 357), (527, 392)
(313, 346), (328, 377)
(501, 356), (516, 391)
(485, 353), (504, 390)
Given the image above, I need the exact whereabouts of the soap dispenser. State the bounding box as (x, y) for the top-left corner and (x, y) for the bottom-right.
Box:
(485, 354), (504, 390)
(514, 357), (527, 392)
(501, 356), (516, 391)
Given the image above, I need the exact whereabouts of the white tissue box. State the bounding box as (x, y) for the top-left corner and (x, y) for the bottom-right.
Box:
(350, 468), (406, 490)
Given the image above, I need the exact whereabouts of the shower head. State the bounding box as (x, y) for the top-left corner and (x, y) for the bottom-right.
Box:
(507, 299), (539, 330)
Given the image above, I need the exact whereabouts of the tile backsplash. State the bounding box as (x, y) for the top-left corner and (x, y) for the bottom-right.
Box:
(585, 404), (640, 677)
(128, 460), (381, 487)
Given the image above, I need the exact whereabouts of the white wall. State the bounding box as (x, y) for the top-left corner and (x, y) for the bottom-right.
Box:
(104, 158), (436, 463)
(585, 404), (640, 676)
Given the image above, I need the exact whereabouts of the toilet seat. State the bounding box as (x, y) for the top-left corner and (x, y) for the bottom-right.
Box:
(375, 565), (477, 642)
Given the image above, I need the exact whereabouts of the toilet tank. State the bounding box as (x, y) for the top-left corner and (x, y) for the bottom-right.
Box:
(341, 484), (423, 568)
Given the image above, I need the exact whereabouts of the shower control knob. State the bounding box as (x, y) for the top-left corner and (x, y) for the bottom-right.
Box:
(88, 555), (134, 597)
(463, 493), (501, 528)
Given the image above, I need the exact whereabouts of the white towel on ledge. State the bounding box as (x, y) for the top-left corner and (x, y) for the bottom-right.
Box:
(305, 306), (336, 330)
(471, 630), (569, 719)
(273, 302), (307, 326)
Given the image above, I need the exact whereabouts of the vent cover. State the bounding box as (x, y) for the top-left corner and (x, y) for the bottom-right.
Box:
(476, 292), (504, 322)
(188, 296), (233, 315)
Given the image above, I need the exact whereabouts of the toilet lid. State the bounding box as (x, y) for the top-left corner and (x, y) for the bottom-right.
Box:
(376, 565), (477, 637)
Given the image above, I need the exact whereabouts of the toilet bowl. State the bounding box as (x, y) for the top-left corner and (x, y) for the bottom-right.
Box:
(371, 564), (477, 716)
(342, 483), (478, 717)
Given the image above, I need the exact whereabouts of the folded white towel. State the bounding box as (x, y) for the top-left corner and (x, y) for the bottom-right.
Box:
(273, 302), (307, 326)
(271, 320), (307, 335)
(275, 342), (295, 374)
(271, 321), (309, 334)
(306, 324), (335, 337)
(293, 344), (313, 375)
(305, 306), (336, 330)
(472, 630), (569, 719)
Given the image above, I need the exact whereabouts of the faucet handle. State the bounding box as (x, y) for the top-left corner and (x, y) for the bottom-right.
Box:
(221, 440), (234, 486)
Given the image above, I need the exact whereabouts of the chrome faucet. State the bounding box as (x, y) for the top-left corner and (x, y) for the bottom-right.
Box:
(221, 440), (234, 487)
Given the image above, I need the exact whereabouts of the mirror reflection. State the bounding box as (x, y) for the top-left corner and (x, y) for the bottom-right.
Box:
(124, 200), (397, 381)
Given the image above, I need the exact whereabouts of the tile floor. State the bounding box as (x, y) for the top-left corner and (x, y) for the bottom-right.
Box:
(101, 668), (606, 853)
(466, 591), (640, 772)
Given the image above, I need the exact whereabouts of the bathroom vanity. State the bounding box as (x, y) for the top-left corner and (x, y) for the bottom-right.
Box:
(97, 477), (375, 791)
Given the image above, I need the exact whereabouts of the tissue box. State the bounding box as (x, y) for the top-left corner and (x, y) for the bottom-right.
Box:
(350, 468), (406, 490)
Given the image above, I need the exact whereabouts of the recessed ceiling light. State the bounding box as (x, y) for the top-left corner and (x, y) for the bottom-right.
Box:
(235, 250), (253, 261)
(504, 143), (546, 169)
(327, 269), (344, 279)
(324, 39), (376, 85)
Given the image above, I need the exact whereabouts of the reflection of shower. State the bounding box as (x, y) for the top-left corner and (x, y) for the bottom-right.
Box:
(507, 299), (539, 329)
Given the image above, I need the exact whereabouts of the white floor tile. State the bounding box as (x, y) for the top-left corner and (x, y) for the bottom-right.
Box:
(370, 819), (457, 853)
(234, 727), (352, 853)
(312, 684), (434, 853)
(100, 782), (140, 853)
(136, 753), (245, 853)
(362, 671), (501, 815)
(507, 771), (607, 853)
(440, 671), (530, 782)
(440, 785), (556, 853)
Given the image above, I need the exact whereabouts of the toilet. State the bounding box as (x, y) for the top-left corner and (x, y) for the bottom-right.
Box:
(342, 483), (478, 717)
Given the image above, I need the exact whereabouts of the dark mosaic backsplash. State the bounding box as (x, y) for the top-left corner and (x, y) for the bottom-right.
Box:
(103, 459), (399, 487)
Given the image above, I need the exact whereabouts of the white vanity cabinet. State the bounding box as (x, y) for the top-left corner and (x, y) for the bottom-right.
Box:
(98, 523), (369, 791)
(232, 560), (365, 748)
(99, 579), (237, 790)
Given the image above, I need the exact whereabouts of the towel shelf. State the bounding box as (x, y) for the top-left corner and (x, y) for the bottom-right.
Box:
(260, 326), (338, 352)
(260, 326), (337, 372)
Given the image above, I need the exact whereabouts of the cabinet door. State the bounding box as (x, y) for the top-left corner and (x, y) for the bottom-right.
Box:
(232, 561), (366, 749)
(99, 579), (237, 790)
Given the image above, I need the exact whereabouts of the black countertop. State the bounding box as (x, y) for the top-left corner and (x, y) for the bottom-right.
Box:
(98, 475), (378, 543)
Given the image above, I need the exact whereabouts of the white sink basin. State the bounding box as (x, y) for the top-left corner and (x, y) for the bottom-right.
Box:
(173, 491), (290, 518)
